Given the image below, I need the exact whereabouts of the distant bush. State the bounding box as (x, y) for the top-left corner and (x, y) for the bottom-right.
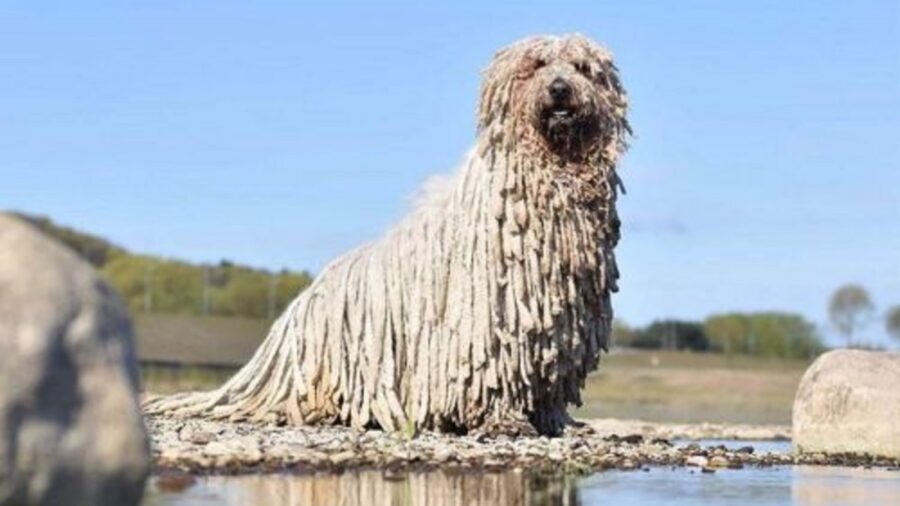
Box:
(615, 312), (826, 360)
(102, 256), (313, 319)
(16, 212), (313, 319)
(631, 320), (710, 352)
(704, 312), (825, 359)
(610, 320), (639, 348)
(14, 212), (125, 267)
(103, 255), (203, 314)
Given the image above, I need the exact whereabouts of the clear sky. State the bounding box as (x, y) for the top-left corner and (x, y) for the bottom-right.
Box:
(2, 1), (898, 346)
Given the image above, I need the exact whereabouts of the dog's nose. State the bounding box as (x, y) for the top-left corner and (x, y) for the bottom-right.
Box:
(549, 77), (572, 101)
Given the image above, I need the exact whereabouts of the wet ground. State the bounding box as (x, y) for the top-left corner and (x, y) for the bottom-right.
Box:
(147, 416), (893, 474)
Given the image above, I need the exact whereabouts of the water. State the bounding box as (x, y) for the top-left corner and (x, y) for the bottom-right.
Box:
(581, 467), (900, 506)
(145, 467), (900, 506)
(674, 439), (791, 454)
(146, 440), (900, 506)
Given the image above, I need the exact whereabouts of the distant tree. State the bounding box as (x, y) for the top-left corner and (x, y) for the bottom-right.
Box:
(828, 284), (875, 346)
(18, 212), (316, 320)
(14, 212), (126, 267)
(610, 319), (638, 348)
(886, 306), (900, 343)
(751, 312), (824, 359)
(704, 313), (751, 355)
(213, 268), (270, 318)
(102, 255), (203, 315)
(704, 312), (825, 359)
(275, 271), (314, 316)
(634, 320), (709, 351)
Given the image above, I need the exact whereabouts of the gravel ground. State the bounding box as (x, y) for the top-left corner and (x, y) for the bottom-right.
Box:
(146, 416), (899, 476)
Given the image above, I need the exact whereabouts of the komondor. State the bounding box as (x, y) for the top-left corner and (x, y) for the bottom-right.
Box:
(144, 34), (630, 436)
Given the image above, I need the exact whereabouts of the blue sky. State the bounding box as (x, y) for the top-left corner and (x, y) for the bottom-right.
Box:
(2, 1), (898, 346)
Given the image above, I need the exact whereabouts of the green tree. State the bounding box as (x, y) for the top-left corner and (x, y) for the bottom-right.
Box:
(102, 255), (203, 315)
(633, 320), (709, 351)
(704, 312), (824, 359)
(212, 267), (269, 318)
(886, 306), (900, 343)
(828, 284), (874, 346)
(274, 270), (314, 315)
(704, 313), (752, 355)
(15, 213), (316, 319)
(610, 319), (638, 348)
(15, 212), (125, 267)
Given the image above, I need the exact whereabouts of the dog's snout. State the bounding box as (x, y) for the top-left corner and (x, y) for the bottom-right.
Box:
(549, 77), (572, 101)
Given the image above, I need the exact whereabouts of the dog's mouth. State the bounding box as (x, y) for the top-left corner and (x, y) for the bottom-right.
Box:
(538, 103), (599, 158)
(545, 104), (578, 128)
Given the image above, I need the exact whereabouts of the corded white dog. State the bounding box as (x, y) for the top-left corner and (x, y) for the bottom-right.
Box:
(145, 34), (631, 437)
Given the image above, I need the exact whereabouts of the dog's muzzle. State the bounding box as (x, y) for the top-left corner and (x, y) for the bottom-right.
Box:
(538, 77), (600, 157)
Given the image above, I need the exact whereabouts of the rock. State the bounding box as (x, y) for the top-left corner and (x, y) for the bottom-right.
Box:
(329, 451), (358, 466)
(793, 349), (900, 458)
(0, 214), (149, 506)
(204, 436), (262, 466)
(183, 429), (216, 445)
(620, 434), (644, 445)
(153, 471), (196, 493)
(684, 455), (708, 467)
(707, 456), (730, 468)
(618, 459), (638, 470)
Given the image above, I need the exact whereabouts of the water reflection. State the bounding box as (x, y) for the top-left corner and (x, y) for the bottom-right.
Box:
(146, 465), (900, 506)
(792, 466), (900, 505)
(146, 470), (580, 506)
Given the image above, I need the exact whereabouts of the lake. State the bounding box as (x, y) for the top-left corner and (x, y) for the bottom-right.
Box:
(146, 439), (900, 506)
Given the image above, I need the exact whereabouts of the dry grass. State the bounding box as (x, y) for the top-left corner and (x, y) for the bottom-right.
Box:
(135, 314), (267, 367)
(135, 314), (264, 394)
(575, 349), (812, 424)
(141, 364), (237, 394)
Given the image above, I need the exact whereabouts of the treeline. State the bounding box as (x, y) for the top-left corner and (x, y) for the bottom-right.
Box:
(828, 283), (900, 347)
(613, 312), (826, 359)
(17, 213), (313, 319)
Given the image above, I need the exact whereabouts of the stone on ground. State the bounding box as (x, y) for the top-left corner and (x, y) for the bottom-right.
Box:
(793, 349), (900, 458)
(0, 213), (149, 506)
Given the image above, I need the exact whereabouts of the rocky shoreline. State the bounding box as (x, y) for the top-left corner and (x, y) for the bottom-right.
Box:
(147, 416), (900, 476)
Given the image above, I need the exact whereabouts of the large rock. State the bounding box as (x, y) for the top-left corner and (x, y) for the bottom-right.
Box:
(0, 214), (149, 506)
(793, 349), (900, 458)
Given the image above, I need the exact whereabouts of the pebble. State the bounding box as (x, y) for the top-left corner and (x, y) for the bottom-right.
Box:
(187, 431), (216, 445)
(685, 456), (708, 467)
(154, 471), (196, 493)
(707, 456), (730, 468)
(145, 416), (900, 475)
(618, 459), (638, 470)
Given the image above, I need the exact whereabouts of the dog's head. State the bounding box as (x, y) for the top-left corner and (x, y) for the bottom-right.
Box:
(479, 35), (630, 163)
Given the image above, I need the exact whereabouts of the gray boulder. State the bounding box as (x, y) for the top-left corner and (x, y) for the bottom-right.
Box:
(793, 349), (900, 458)
(0, 213), (149, 506)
